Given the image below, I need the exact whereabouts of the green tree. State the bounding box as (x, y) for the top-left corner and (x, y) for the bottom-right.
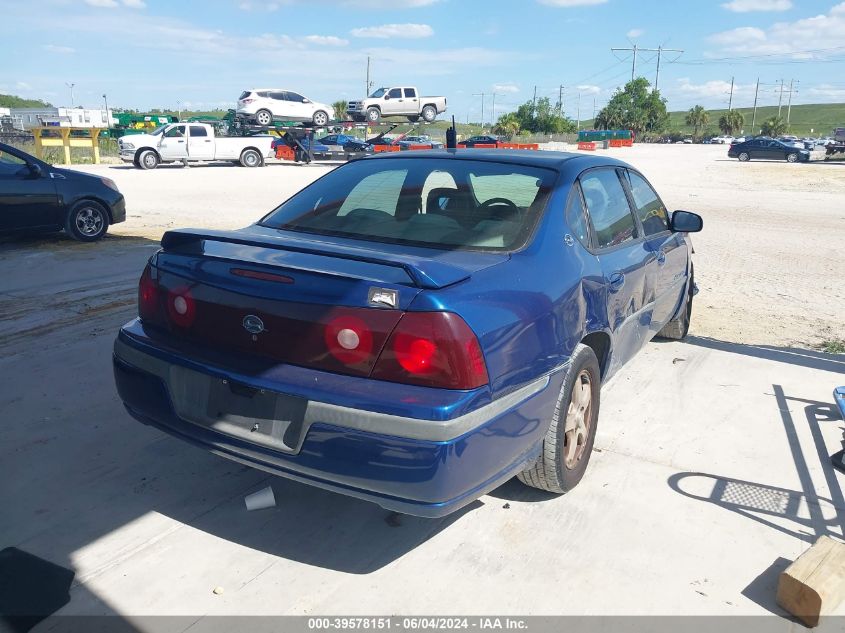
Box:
(332, 100), (348, 121)
(493, 112), (521, 138)
(685, 105), (709, 139)
(0, 93), (53, 108)
(505, 97), (575, 135)
(761, 116), (788, 137)
(718, 109), (744, 136)
(594, 78), (669, 135)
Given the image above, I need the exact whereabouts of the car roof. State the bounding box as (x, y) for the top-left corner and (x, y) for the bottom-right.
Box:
(364, 149), (633, 173)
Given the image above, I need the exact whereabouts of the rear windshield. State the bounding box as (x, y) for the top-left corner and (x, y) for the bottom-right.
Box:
(259, 158), (556, 251)
(239, 91), (251, 99)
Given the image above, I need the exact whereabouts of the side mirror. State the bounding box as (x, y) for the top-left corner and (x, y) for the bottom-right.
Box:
(671, 210), (703, 233)
(28, 163), (43, 178)
(384, 94), (390, 100)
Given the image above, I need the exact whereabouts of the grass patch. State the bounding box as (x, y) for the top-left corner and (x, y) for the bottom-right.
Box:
(820, 339), (845, 354)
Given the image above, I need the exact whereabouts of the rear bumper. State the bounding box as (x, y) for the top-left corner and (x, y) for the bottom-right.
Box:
(112, 324), (562, 517)
(110, 196), (126, 224)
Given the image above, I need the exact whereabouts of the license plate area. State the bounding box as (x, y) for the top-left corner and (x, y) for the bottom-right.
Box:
(169, 366), (308, 453)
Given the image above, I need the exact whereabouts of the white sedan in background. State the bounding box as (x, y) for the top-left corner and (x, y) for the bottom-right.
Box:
(236, 89), (333, 126)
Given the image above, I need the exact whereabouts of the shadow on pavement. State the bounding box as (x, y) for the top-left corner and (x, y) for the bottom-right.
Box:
(684, 336), (845, 374)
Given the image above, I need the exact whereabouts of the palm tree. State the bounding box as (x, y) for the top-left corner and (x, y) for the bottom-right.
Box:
(761, 116), (788, 137)
(685, 105), (709, 139)
(332, 100), (348, 122)
(718, 109), (744, 136)
(493, 112), (521, 139)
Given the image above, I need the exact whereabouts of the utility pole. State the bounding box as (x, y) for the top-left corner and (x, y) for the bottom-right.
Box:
(728, 76), (734, 111)
(558, 85), (564, 114)
(751, 78), (760, 133)
(66, 82), (75, 107)
(611, 45), (683, 89)
(102, 93), (109, 127)
(786, 79), (798, 126)
(472, 93), (487, 128)
(532, 85), (537, 115)
(490, 93), (503, 126)
(592, 96), (597, 121)
(365, 56), (371, 96)
(777, 79), (785, 117)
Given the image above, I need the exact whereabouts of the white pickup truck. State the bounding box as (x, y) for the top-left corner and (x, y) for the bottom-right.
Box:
(118, 122), (275, 169)
(347, 87), (447, 124)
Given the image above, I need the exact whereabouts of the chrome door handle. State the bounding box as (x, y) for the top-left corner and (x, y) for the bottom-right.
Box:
(609, 272), (625, 292)
(657, 250), (666, 265)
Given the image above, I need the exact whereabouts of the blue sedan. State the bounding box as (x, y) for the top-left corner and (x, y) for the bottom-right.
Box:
(113, 151), (702, 517)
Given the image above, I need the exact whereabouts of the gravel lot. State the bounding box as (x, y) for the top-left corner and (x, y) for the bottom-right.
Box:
(1, 145), (843, 622)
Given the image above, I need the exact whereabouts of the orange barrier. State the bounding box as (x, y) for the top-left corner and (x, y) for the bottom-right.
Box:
(275, 146), (295, 161)
(407, 144), (434, 151)
(578, 142), (597, 151)
(373, 145), (400, 153)
(518, 143), (539, 150)
(471, 143), (498, 148)
(622, 139), (633, 147)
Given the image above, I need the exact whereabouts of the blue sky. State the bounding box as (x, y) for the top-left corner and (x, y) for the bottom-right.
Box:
(3, 0), (844, 121)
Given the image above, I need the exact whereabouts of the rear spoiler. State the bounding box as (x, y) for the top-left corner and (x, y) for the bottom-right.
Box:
(160, 228), (474, 290)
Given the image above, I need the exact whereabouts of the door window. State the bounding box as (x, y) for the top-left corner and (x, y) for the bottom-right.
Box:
(288, 92), (306, 102)
(579, 169), (638, 249)
(404, 88), (417, 98)
(565, 183), (591, 247)
(626, 171), (669, 236)
(269, 91), (288, 101)
(388, 88), (402, 99)
(189, 126), (208, 137)
(164, 126), (185, 138)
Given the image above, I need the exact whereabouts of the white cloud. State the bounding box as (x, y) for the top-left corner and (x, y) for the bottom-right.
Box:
(84, 0), (118, 6)
(301, 34), (348, 46)
(537, 0), (608, 6)
(806, 83), (845, 101)
(350, 23), (433, 38)
(709, 3), (845, 55)
(721, 0), (791, 12)
(84, 0), (147, 7)
(43, 44), (76, 54)
(16, 81), (32, 90)
(350, 0), (439, 5)
(577, 84), (601, 94)
(122, 0), (146, 7)
(626, 28), (644, 38)
(493, 83), (520, 93)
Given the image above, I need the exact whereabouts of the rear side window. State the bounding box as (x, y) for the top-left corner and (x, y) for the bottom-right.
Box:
(580, 169), (637, 249)
(189, 126), (208, 137)
(388, 88), (402, 98)
(239, 91), (251, 99)
(257, 91), (272, 98)
(260, 158), (556, 252)
(626, 171), (669, 236)
(565, 184), (591, 247)
(404, 88), (417, 98)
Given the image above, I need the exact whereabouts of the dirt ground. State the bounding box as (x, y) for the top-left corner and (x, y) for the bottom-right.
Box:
(81, 144), (844, 349)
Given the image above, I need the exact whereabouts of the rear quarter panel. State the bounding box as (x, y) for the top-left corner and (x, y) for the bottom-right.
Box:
(213, 136), (275, 160)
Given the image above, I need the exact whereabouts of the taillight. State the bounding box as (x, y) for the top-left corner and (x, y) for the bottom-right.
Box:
(166, 286), (196, 328)
(241, 98), (255, 104)
(371, 312), (489, 390)
(324, 313), (374, 365)
(138, 265), (159, 322)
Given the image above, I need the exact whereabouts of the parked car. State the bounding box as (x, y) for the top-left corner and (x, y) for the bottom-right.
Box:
(728, 138), (811, 163)
(711, 136), (734, 145)
(113, 150), (702, 517)
(118, 123), (275, 169)
(342, 135), (397, 153)
(237, 89), (333, 127)
(272, 136), (331, 158)
(457, 135), (501, 148)
(396, 135), (444, 150)
(0, 141), (125, 242)
(318, 134), (355, 146)
(347, 86), (448, 123)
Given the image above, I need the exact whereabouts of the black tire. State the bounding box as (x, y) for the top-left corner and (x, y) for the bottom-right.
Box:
(65, 199), (109, 242)
(366, 107), (381, 123)
(312, 110), (329, 126)
(738, 152), (750, 162)
(137, 150), (159, 170)
(658, 267), (694, 340)
(254, 109), (273, 126)
(786, 153), (799, 163)
(421, 105), (437, 123)
(517, 344), (601, 493)
(407, 115), (420, 123)
(240, 148), (263, 167)
(132, 155), (140, 168)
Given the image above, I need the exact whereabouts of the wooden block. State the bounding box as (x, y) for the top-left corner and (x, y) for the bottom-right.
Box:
(776, 535), (845, 627)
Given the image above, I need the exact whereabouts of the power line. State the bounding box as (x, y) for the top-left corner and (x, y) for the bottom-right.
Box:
(611, 44), (683, 89)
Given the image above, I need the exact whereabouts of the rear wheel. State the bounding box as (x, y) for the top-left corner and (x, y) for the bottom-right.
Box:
(254, 109), (273, 126)
(240, 148), (263, 167)
(517, 344), (601, 493)
(738, 152), (750, 162)
(787, 152), (799, 163)
(65, 200), (109, 242)
(312, 110), (329, 126)
(421, 105), (437, 123)
(407, 115), (420, 123)
(138, 150), (159, 170)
